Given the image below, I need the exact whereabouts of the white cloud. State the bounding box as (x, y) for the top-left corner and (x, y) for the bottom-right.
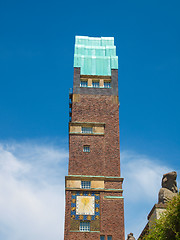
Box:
(0, 141), (68, 240)
(121, 151), (171, 203)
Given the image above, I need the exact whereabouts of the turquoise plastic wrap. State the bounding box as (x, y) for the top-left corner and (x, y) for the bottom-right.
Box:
(74, 36), (118, 76)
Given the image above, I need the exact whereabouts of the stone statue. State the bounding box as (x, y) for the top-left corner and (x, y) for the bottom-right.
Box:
(127, 233), (135, 240)
(158, 171), (178, 204)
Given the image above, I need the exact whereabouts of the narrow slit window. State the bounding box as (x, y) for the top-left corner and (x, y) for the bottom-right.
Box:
(92, 81), (99, 88)
(80, 221), (90, 232)
(81, 181), (91, 189)
(83, 145), (90, 152)
(82, 127), (93, 134)
(80, 81), (88, 87)
(104, 81), (111, 88)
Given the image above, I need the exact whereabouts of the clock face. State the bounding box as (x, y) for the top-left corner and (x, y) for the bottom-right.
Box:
(76, 196), (95, 215)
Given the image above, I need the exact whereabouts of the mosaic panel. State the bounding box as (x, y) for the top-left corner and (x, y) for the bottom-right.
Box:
(71, 191), (100, 221)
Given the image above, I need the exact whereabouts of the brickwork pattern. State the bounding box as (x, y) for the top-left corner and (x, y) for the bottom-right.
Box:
(101, 192), (125, 239)
(69, 94), (120, 177)
(104, 181), (122, 189)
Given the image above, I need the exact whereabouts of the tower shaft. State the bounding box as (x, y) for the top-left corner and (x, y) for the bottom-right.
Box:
(64, 36), (125, 240)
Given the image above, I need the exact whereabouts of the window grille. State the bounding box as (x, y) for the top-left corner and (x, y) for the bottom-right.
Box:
(80, 221), (90, 232)
(83, 145), (90, 152)
(82, 127), (93, 134)
(92, 81), (99, 88)
(107, 236), (112, 240)
(100, 236), (105, 240)
(80, 81), (88, 87)
(104, 81), (111, 88)
(81, 181), (91, 189)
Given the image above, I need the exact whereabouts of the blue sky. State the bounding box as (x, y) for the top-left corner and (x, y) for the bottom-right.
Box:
(0, 0), (180, 239)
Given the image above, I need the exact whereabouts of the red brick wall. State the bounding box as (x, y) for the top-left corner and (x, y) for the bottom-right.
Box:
(69, 94), (120, 177)
(64, 191), (71, 239)
(105, 181), (122, 189)
(69, 135), (105, 176)
(65, 231), (100, 240)
(101, 193), (125, 240)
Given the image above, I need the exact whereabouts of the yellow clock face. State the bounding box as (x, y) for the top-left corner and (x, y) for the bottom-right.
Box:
(76, 196), (95, 215)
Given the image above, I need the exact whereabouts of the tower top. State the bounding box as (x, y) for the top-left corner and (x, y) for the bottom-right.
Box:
(74, 36), (118, 76)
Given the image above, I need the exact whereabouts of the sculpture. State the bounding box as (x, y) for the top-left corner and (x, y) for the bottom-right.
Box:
(127, 233), (135, 240)
(158, 171), (178, 204)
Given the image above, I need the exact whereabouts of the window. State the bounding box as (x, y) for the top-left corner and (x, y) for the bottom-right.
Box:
(104, 81), (111, 88)
(92, 81), (99, 88)
(100, 236), (105, 240)
(80, 221), (90, 232)
(83, 145), (90, 152)
(107, 236), (112, 240)
(82, 127), (93, 134)
(81, 181), (91, 189)
(80, 81), (88, 87)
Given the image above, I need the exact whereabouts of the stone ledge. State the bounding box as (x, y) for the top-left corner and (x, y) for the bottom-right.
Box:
(148, 203), (167, 220)
(66, 175), (124, 182)
(69, 132), (104, 136)
(104, 196), (124, 199)
(69, 230), (100, 233)
(65, 187), (123, 192)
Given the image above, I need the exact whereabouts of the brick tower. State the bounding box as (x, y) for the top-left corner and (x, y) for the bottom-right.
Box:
(64, 36), (125, 240)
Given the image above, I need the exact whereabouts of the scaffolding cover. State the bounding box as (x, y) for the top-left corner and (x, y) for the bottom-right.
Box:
(74, 36), (118, 76)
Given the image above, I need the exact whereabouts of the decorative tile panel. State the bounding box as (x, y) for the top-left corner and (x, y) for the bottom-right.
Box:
(71, 191), (100, 221)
